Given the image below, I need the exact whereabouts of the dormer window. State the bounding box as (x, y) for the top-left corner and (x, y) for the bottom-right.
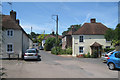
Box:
(7, 30), (14, 37)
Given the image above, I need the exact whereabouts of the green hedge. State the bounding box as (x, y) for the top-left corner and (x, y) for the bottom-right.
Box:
(51, 47), (72, 55)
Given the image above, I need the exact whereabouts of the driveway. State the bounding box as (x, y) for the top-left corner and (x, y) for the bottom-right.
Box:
(1, 50), (119, 78)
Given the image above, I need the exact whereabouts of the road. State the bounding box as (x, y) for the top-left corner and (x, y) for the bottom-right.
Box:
(1, 50), (118, 78)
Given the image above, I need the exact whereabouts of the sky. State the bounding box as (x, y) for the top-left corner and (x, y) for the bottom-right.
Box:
(2, 2), (119, 35)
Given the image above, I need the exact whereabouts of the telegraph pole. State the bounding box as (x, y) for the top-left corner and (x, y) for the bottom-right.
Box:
(52, 15), (58, 55)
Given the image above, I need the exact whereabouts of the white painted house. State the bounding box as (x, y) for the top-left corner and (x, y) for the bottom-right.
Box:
(72, 19), (111, 57)
(1, 10), (33, 58)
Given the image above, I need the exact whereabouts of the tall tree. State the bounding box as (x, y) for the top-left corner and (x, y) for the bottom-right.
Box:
(104, 28), (115, 41)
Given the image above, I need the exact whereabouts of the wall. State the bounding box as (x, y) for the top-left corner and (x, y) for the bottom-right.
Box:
(72, 35), (111, 56)
(2, 30), (22, 57)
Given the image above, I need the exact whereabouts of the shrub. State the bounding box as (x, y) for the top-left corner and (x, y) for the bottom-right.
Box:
(44, 37), (56, 51)
(66, 47), (72, 55)
(104, 48), (115, 52)
(51, 47), (61, 55)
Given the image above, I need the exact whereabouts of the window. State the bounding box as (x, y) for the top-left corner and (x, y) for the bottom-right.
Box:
(7, 30), (14, 37)
(7, 44), (13, 52)
(115, 53), (120, 58)
(79, 36), (84, 42)
(79, 47), (83, 53)
(106, 46), (110, 49)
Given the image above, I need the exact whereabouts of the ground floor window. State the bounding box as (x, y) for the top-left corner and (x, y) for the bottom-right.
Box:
(7, 44), (13, 53)
(79, 46), (84, 53)
(106, 46), (110, 48)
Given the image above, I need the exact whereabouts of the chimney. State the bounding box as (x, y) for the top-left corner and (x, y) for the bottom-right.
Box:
(90, 18), (96, 23)
(10, 10), (16, 21)
(16, 19), (19, 25)
(71, 26), (75, 35)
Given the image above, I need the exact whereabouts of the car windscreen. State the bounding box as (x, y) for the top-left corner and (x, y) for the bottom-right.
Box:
(26, 50), (36, 53)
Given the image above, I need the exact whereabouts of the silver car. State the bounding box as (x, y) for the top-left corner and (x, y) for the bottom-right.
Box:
(24, 49), (39, 60)
(101, 50), (116, 62)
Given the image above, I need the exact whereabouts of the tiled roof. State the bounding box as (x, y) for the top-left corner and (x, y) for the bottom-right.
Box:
(44, 35), (62, 40)
(2, 15), (21, 29)
(2, 15), (32, 40)
(90, 42), (102, 47)
(73, 23), (108, 35)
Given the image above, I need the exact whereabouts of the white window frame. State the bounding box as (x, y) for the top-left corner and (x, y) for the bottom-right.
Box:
(6, 29), (14, 37)
(79, 35), (84, 42)
(6, 43), (14, 53)
(79, 46), (84, 53)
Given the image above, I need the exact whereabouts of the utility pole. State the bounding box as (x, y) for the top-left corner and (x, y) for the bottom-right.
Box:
(52, 15), (58, 55)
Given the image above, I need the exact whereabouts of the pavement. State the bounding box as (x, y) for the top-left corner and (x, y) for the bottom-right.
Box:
(1, 50), (119, 78)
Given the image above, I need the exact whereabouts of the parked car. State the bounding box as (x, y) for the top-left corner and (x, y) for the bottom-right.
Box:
(24, 48), (39, 60)
(107, 51), (120, 70)
(101, 50), (116, 62)
(39, 46), (44, 50)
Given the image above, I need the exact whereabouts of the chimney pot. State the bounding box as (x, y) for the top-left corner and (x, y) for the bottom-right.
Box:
(91, 18), (96, 23)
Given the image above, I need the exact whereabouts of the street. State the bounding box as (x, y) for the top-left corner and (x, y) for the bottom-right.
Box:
(1, 50), (118, 78)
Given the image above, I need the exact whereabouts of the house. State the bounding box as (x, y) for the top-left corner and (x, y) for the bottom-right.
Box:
(72, 18), (111, 57)
(1, 10), (33, 58)
(62, 26), (77, 49)
(42, 31), (62, 48)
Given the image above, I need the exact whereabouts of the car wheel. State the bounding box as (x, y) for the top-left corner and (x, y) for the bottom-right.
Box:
(108, 63), (115, 70)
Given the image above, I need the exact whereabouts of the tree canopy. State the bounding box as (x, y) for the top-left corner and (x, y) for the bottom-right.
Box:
(62, 24), (81, 36)
(104, 23), (120, 46)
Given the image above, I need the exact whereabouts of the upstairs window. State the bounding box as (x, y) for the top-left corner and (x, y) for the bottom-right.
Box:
(79, 36), (84, 42)
(7, 30), (14, 37)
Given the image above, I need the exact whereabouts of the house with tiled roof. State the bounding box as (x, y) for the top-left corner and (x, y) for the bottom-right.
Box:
(72, 18), (111, 57)
(62, 26), (77, 49)
(1, 10), (33, 58)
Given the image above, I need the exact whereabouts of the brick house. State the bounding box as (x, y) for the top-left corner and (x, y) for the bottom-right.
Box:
(62, 26), (77, 49)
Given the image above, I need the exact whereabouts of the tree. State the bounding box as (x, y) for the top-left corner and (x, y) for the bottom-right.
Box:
(37, 34), (48, 45)
(104, 24), (120, 46)
(44, 37), (56, 51)
(104, 28), (115, 41)
(62, 24), (81, 36)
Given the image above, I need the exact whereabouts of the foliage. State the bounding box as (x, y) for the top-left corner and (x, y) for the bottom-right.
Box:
(51, 47), (72, 55)
(104, 28), (115, 41)
(104, 48), (115, 52)
(104, 24), (120, 46)
(37, 34), (48, 44)
(44, 37), (56, 51)
(65, 47), (72, 55)
(62, 24), (81, 36)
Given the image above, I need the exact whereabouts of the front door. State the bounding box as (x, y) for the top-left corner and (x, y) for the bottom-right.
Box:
(114, 52), (120, 68)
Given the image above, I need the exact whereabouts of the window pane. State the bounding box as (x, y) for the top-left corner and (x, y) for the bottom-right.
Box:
(11, 31), (13, 36)
(7, 31), (9, 36)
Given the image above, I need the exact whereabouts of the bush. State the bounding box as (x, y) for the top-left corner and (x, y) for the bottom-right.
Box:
(66, 47), (72, 55)
(44, 37), (56, 51)
(51, 47), (72, 55)
(104, 48), (115, 52)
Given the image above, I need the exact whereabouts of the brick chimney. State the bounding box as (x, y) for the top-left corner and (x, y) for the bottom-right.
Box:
(10, 10), (16, 21)
(71, 26), (76, 35)
(90, 18), (96, 23)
